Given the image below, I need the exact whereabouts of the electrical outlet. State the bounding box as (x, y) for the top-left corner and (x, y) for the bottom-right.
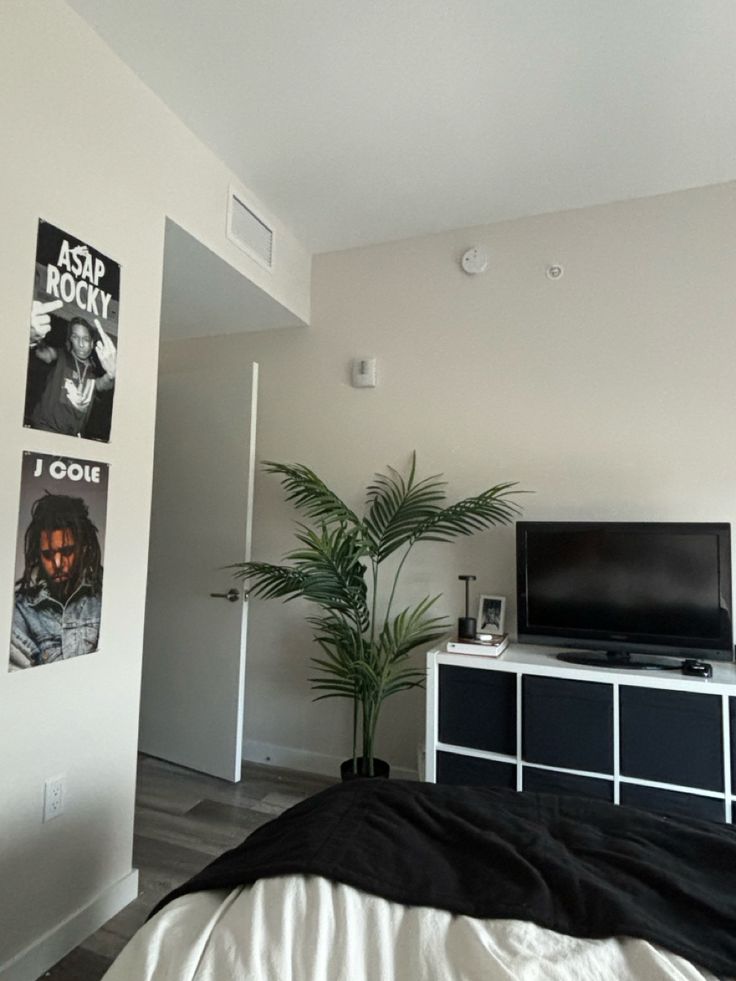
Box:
(43, 775), (65, 822)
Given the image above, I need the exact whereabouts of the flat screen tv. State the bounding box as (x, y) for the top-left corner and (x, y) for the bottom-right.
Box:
(516, 522), (733, 668)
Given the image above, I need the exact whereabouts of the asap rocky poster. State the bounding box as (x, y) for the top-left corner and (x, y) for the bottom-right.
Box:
(24, 220), (120, 442)
(9, 451), (109, 671)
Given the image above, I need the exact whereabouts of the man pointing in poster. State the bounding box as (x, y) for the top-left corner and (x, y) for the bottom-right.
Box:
(28, 300), (117, 438)
(24, 221), (121, 441)
(10, 493), (103, 669)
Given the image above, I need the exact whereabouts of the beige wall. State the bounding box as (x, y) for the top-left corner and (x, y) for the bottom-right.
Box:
(0, 3), (309, 978)
(234, 181), (736, 777)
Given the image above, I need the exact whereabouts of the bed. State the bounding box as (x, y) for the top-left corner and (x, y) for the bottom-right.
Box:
(102, 779), (736, 980)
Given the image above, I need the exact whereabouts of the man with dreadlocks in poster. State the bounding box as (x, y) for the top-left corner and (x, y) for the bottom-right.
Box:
(10, 493), (103, 670)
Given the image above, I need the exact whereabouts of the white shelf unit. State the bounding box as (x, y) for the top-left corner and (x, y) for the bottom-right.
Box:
(426, 644), (736, 824)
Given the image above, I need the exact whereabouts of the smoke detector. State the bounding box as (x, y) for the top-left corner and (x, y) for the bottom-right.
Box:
(461, 246), (489, 275)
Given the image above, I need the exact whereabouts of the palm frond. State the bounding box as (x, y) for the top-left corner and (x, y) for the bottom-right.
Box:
(376, 595), (449, 662)
(363, 452), (448, 561)
(241, 524), (370, 627)
(381, 670), (426, 697)
(263, 461), (360, 526)
(411, 483), (526, 543)
(312, 683), (355, 702)
(309, 651), (382, 700)
(229, 562), (307, 600)
(308, 615), (367, 664)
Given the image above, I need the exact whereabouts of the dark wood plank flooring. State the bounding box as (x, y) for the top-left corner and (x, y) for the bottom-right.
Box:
(40, 754), (335, 980)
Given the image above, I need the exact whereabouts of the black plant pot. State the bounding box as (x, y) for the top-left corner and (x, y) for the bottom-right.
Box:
(340, 756), (390, 780)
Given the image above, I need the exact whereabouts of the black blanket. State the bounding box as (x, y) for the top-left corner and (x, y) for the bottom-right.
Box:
(152, 779), (736, 976)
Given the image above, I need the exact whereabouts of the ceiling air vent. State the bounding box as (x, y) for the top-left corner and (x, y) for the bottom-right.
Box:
(227, 190), (274, 270)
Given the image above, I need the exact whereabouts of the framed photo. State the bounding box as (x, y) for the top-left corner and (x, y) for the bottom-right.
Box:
(477, 594), (506, 633)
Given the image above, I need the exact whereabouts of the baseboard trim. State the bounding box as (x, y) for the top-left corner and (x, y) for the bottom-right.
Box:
(0, 869), (139, 981)
(244, 739), (418, 782)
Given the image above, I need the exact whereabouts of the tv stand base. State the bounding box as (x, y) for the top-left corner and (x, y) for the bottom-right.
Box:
(427, 645), (733, 823)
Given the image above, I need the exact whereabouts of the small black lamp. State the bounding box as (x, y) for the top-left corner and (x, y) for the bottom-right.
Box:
(458, 574), (477, 640)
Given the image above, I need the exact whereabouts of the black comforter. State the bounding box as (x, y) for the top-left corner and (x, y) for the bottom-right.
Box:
(152, 779), (736, 976)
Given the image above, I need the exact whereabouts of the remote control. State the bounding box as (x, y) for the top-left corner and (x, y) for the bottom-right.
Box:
(681, 659), (713, 678)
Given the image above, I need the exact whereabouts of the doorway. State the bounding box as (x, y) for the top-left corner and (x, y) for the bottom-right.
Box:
(138, 219), (305, 781)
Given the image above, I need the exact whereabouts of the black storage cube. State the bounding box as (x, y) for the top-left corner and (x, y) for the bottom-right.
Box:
(437, 751), (516, 789)
(620, 784), (725, 823)
(620, 687), (723, 791)
(438, 666), (516, 755)
(522, 766), (613, 803)
(522, 676), (613, 774)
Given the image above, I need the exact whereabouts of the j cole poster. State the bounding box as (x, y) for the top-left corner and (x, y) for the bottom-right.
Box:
(9, 451), (109, 671)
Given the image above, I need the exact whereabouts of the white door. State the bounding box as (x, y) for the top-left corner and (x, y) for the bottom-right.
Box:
(138, 345), (258, 782)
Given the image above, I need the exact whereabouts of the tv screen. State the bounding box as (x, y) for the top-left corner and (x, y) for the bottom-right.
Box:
(516, 522), (733, 662)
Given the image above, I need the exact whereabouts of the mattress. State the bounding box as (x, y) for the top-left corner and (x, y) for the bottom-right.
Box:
(103, 873), (720, 981)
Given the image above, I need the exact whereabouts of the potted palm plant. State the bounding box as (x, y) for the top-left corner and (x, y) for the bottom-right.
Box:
(232, 453), (524, 777)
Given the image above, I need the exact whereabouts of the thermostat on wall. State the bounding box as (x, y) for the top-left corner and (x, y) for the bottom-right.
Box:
(352, 357), (377, 388)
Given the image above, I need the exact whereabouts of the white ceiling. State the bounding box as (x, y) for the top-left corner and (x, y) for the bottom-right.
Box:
(67, 0), (736, 255)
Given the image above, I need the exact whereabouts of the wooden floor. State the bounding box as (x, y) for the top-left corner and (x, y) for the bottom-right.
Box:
(40, 754), (335, 981)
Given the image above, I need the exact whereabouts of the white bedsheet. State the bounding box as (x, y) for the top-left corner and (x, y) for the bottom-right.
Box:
(102, 874), (721, 981)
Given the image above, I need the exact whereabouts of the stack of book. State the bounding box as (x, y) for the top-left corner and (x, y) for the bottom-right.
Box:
(445, 632), (509, 657)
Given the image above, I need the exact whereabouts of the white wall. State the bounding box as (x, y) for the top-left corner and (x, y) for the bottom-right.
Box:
(0, 3), (309, 978)
(229, 181), (736, 778)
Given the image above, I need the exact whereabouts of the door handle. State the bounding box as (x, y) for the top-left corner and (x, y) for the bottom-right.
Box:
(209, 587), (242, 603)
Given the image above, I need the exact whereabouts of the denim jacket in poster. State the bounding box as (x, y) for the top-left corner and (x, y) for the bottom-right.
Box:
(10, 580), (102, 669)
